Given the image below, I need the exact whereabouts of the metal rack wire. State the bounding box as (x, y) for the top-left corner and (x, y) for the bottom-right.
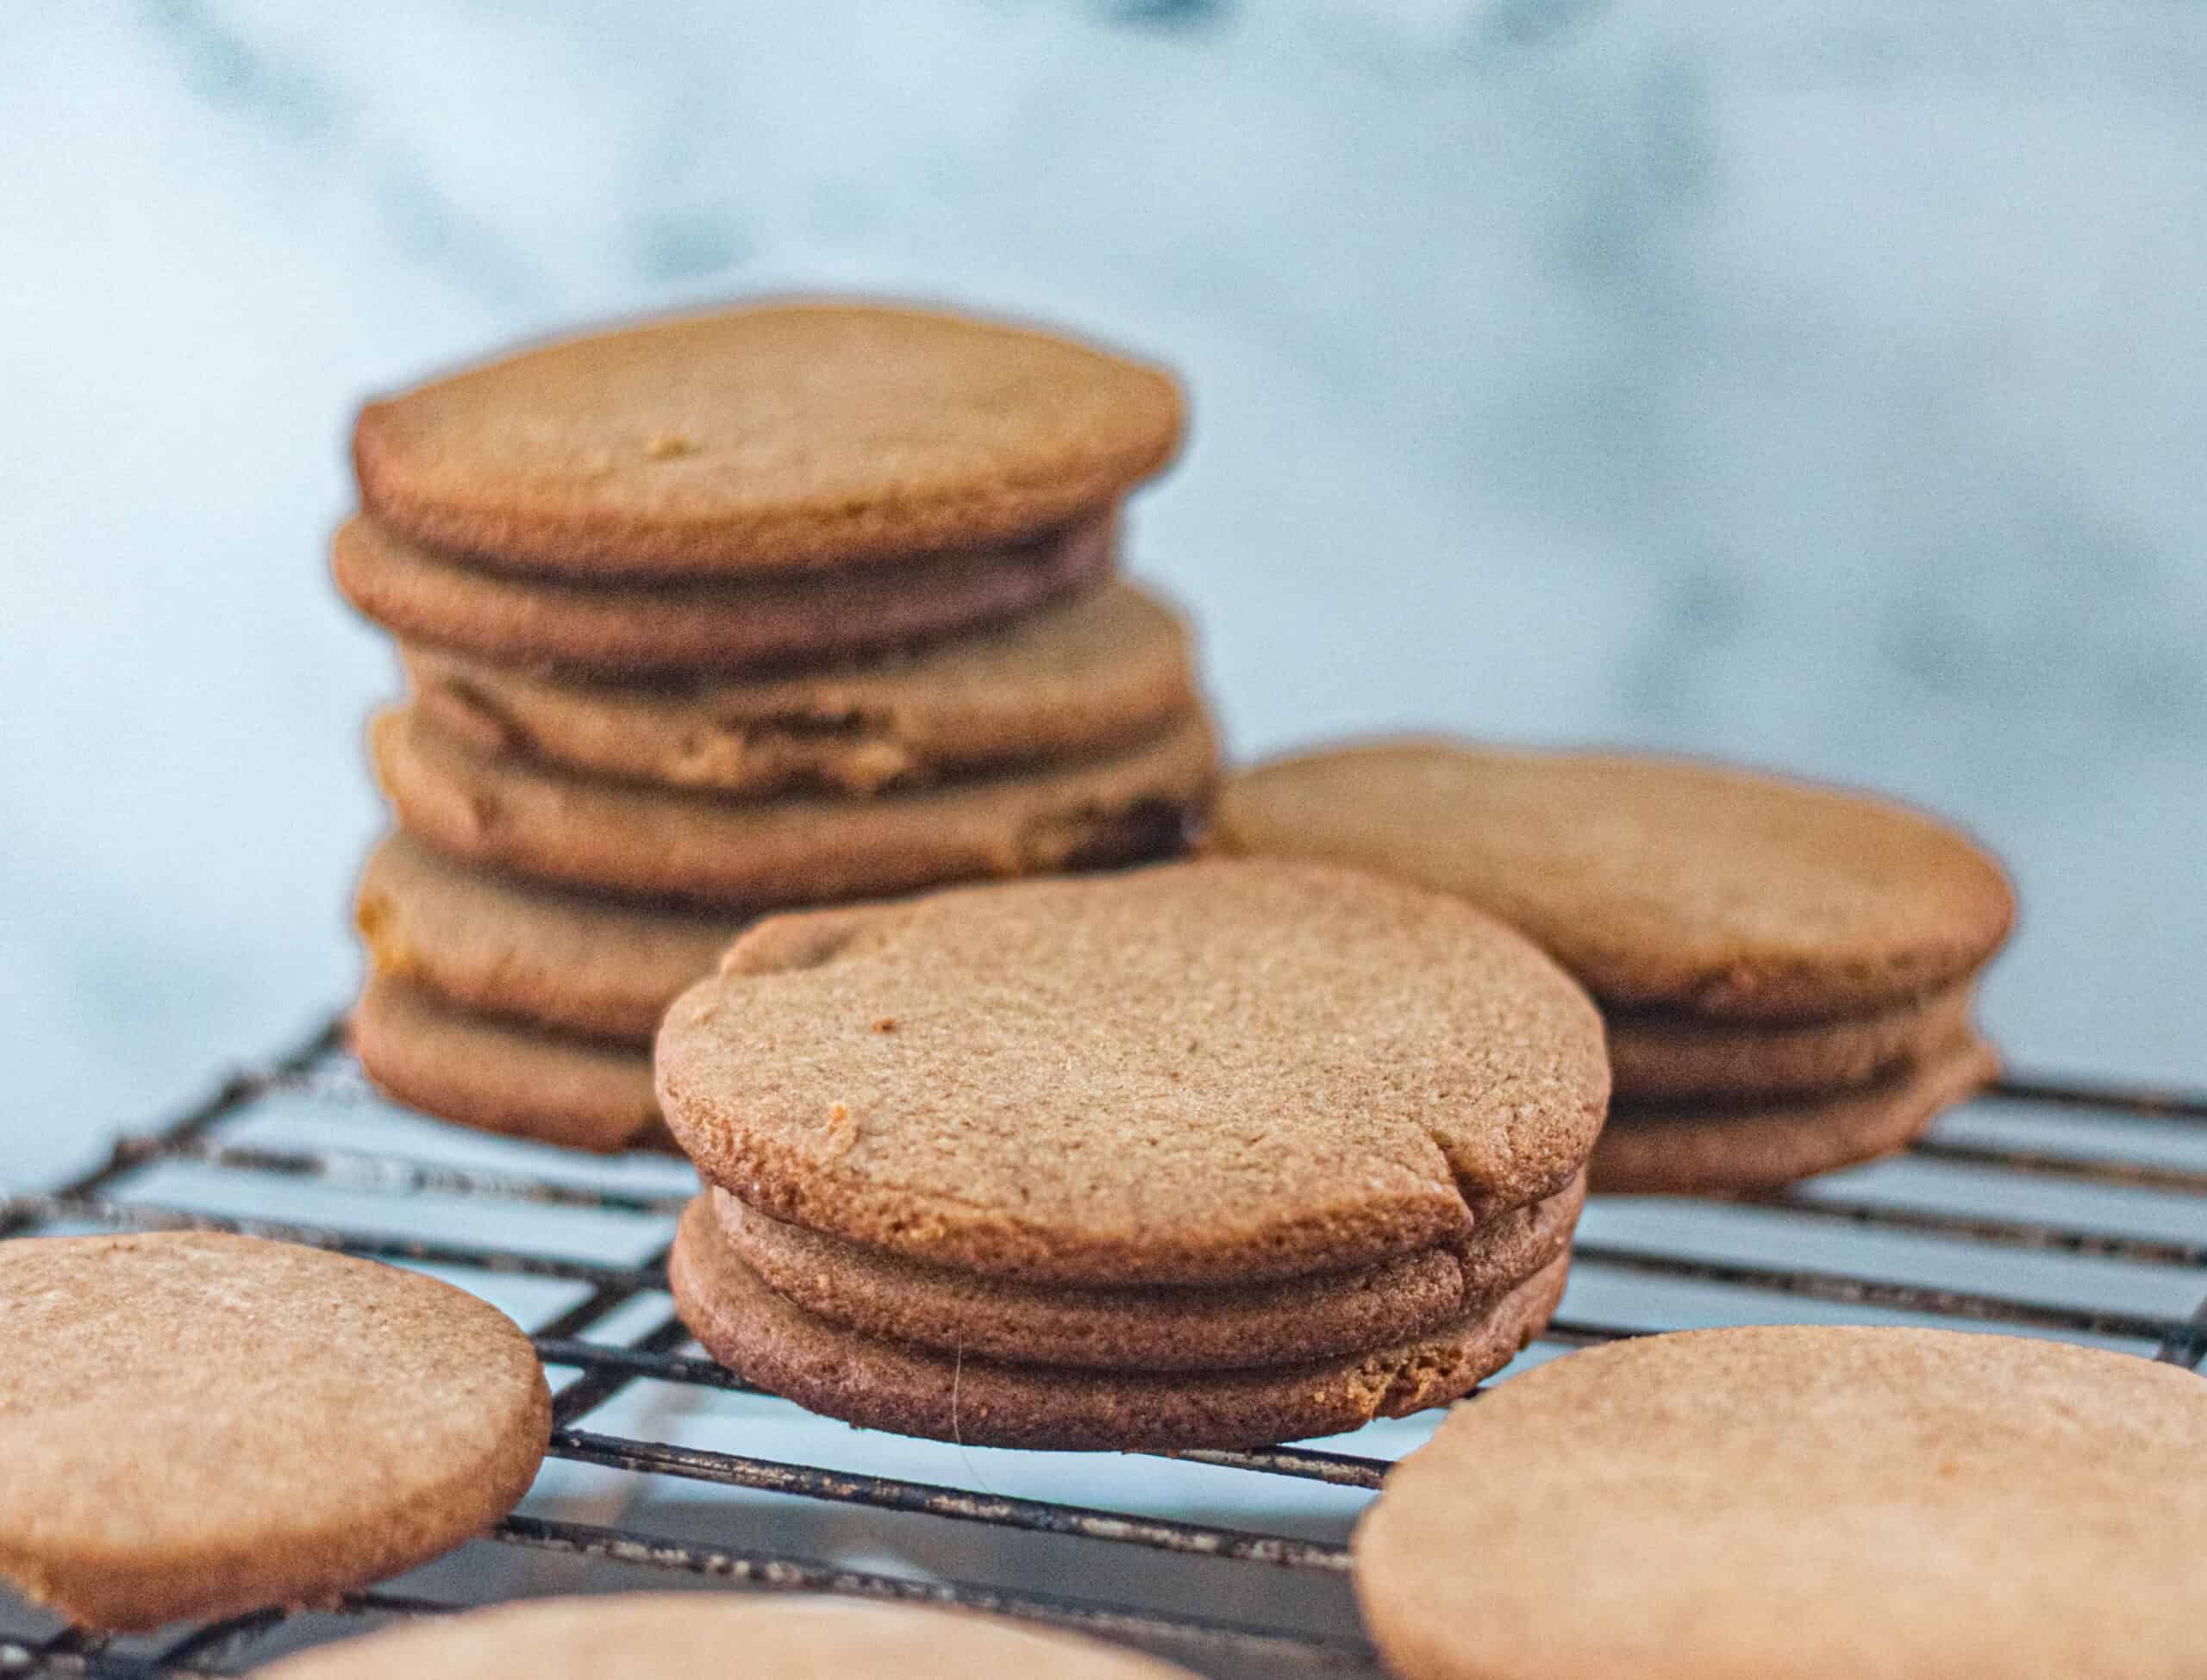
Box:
(3, 1015), (2203, 1678)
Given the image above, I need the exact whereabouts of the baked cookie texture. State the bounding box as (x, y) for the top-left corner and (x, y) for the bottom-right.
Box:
(1217, 740), (2016, 1191)
(353, 301), (1183, 576)
(658, 859), (1607, 1449)
(336, 299), (1210, 1152)
(1353, 1326), (2207, 1680)
(0, 1233), (549, 1631)
(251, 1595), (1204, 1679)
(334, 509), (1116, 675)
(398, 578), (1197, 795)
(372, 703), (1216, 909)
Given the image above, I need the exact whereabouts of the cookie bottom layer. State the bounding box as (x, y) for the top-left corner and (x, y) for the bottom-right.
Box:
(716, 1174), (1584, 1371)
(671, 1196), (1569, 1451)
(334, 510), (1116, 676)
(1606, 982), (1976, 1102)
(1589, 1032), (2000, 1196)
(349, 977), (672, 1154)
(357, 834), (747, 1042)
(374, 703), (1217, 908)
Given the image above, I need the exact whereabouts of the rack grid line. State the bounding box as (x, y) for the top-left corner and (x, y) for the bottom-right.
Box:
(3, 1012), (2203, 1677)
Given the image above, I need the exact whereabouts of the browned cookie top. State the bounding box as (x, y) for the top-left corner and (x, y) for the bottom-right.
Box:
(252, 1596), (1203, 1679)
(0, 1232), (550, 1632)
(656, 860), (1608, 1286)
(1217, 740), (2016, 1021)
(353, 301), (1184, 577)
(1353, 1326), (2207, 1680)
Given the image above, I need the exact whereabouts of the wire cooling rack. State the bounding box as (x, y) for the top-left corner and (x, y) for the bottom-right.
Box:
(3, 1015), (2204, 1678)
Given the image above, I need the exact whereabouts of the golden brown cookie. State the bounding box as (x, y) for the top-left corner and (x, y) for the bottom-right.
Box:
(1605, 981), (1976, 1102)
(1216, 740), (2016, 1021)
(372, 704), (1216, 908)
(1353, 1326), (2207, 1680)
(251, 1595), (1203, 1679)
(671, 1197), (1568, 1450)
(657, 860), (1609, 1285)
(353, 300), (1184, 576)
(349, 976), (672, 1153)
(356, 834), (746, 1042)
(0, 1231), (549, 1632)
(717, 1173), (1583, 1371)
(333, 511), (1116, 676)
(1588, 1031), (2000, 1194)
(402, 579), (1198, 795)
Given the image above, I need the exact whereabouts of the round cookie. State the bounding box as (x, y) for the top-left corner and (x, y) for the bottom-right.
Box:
(350, 977), (672, 1153)
(1605, 981), (1977, 1102)
(353, 300), (1184, 577)
(1352, 1325), (2207, 1680)
(372, 705), (1216, 908)
(252, 1595), (1202, 1680)
(718, 1173), (1584, 1371)
(357, 834), (747, 1041)
(1216, 742), (2016, 1021)
(333, 511), (1114, 676)
(402, 579), (1199, 796)
(0, 1231), (550, 1632)
(657, 860), (1609, 1286)
(1589, 1031), (2000, 1195)
(671, 1197), (1569, 1451)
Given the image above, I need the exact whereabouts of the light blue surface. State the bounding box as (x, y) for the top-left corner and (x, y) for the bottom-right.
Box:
(4, 0), (2204, 1183)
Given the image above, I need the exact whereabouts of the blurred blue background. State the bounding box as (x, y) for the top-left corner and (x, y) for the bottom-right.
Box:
(4, 0), (2204, 1181)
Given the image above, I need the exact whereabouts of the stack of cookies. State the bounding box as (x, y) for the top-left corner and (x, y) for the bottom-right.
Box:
(1216, 741), (2016, 1195)
(337, 302), (1218, 1152)
(656, 861), (1610, 1451)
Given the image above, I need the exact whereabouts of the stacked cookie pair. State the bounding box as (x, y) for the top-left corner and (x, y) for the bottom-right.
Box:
(656, 861), (1610, 1451)
(338, 303), (1218, 1152)
(1219, 741), (2016, 1194)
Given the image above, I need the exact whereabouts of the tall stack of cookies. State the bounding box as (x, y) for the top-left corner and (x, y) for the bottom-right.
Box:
(656, 862), (1610, 1451)
(1217, 741), (2016, 1194)
(337, 302), (1218, 1152)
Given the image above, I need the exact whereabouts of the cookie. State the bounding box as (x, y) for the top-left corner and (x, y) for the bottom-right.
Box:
(717, 1173), (1584, 1371)
(372, 704), (1216, 908)
(357, 834), (746, 1041)
(401, 579), (1198, 796)
(657, 860), (1609, 1285)
(1605, 981), (1976, 1102)
(333, 510), (1114, 676)
(671, 1196), (1568, 1451)
(0, 1231), (549, 1632)
(353, 300), (1184, 577)
(1588, 1031), (2000, 1195)
(1353, 1325), (2207, 1680)
(349, 977), (672, 1153)
(1216, 741), (2016, 1021)
(252, 1595), (1202, 1679)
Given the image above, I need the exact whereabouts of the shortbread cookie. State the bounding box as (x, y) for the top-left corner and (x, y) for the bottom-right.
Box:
(1605, 982), (1976, 1102)
(353, 300), (1183, 576)
(718, 1173), (1583, 1371)
(334, 511), (1113, 676)
(349, 977), (669, 1153)
(658, 861), (1608, 1285)
(253, 1595), (1202, 1679)
(0, 1232), (549, 1631)
(1588, 1032), (2000, 1194)
(402, 580), (1198, 796)
(1216, 741), (2015, 1021)
(671, 1197), (1568, 1450)
(1354, 1325), (2207, 1680)
(356, 835), (746, 1041)
(372, 705), (1216, 907)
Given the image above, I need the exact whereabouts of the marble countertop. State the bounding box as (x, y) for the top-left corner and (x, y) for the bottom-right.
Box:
(4, 0), (2204, 1179)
